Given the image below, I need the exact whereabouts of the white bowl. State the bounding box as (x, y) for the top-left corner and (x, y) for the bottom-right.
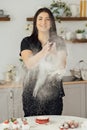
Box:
(81, 69), (87, 80)
(85, 33), (87, 39)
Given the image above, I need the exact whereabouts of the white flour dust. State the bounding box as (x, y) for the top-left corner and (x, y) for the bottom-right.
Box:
(22, 35), (67, 101)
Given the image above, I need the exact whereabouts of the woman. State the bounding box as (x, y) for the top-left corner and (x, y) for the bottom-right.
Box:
(20, 7), (67, 117)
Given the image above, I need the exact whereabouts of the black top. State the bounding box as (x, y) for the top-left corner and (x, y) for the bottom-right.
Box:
(20, 36), (42, 55)
(20, 35), (66, 116)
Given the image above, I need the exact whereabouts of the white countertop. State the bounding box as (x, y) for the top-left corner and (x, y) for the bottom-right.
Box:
(0, 115), (87, 130)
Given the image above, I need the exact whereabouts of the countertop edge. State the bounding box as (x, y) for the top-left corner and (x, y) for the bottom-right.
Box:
(0, 80), (87, 88)
(63, 80), (87, 85)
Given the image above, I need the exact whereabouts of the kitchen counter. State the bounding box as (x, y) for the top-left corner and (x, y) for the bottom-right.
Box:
(63, 80), (87, 85)
(0, 78), (87, 121)
(0, 78), (87, 88)
(63, 76), (87, 85)
(0, 81), (22, 89)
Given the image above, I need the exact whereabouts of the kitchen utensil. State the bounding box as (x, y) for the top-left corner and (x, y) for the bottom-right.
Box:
(80, 60), (87, 80)
(70, 4), (79, 17)
(70, 60), (83, 79)
(70, 69), (81, 79)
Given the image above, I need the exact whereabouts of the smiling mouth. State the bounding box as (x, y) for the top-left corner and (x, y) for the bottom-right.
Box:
(40, 25), (46, 28)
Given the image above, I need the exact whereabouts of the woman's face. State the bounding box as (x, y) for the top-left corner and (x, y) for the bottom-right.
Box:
(36, 12), (51, 33)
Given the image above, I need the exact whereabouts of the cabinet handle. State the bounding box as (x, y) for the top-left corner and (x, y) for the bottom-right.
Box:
(10, 90), (13, 99)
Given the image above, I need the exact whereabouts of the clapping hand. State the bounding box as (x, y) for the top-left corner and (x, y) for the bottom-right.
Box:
(42, 41), (57, 56)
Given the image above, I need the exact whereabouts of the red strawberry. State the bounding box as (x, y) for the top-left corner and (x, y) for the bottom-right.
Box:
(13, 120), (18, 124)
(4, 120), (9, 124)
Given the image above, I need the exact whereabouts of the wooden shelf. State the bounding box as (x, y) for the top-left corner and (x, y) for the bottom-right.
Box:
(26, 17), (87, 21)
(72, 39), (87, 43)
(0, 17), (10, 21)
(26, 17), (33, 21)
(56, 17), (87, 21)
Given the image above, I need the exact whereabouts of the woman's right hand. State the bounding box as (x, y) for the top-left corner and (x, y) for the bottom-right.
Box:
(42, 41), (57, 56)
(41, 42), (51, 56)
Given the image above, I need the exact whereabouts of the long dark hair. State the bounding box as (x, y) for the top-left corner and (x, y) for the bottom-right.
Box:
(31, 7), (57, 39)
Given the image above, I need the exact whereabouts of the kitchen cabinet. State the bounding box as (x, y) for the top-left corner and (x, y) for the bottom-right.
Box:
(0, 88), (13, 123)
(0, 81), (87, 123)
(13, 87), (24, 118)
(0, 85), (24, 123)
(62, 83), (86, 118)
(85, 83), (87, 118)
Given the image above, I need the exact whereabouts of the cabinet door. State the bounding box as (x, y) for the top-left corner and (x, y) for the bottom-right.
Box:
(85, 83), (87, 118)
(13, 87), (24, 118)
(62, 83), (86, 117)
(0, 88), (13, 123)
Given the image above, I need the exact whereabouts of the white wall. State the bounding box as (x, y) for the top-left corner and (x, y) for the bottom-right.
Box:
(0, 0), (87, 79)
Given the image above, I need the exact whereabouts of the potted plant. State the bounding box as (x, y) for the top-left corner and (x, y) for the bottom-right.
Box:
(5, 65), (16, 81)
(84, 23), (87, 39)
(50, 0), (72, 20)
(75, 29), (85, 39)
(85, 23), (87, 32)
